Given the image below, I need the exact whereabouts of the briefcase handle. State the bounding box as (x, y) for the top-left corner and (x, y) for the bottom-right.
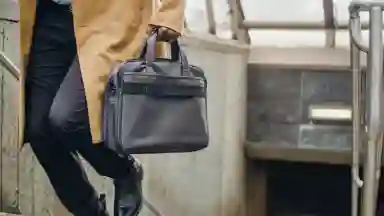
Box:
(139, 32), (191, 76)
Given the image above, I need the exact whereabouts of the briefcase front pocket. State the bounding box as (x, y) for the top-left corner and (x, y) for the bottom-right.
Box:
(115, 92), (208, 154)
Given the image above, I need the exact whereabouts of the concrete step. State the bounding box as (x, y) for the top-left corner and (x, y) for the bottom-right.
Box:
(0, 213), (22, 216)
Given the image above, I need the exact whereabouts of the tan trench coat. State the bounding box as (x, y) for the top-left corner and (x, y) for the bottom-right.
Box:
(18, 0), (185, 145)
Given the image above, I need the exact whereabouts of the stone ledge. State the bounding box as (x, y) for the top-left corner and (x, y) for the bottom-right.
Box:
(0, 213), (23, 216)
(0, 0), (19, 21)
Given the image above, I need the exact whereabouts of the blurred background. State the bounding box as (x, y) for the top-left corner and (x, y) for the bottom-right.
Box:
(186, 0), (372, 47)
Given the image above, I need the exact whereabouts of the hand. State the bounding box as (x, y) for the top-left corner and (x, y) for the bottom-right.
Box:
(147, 25), (180, 42)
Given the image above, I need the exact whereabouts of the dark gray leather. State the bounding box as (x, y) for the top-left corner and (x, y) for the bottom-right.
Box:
(103, 34), (209, 154)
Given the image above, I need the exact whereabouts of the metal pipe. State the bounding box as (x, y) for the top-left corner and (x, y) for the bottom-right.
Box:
(143, 198), (164, 216)
(349, 4), (370, 53)
(350, 1), (384, 13)
(205, 0), (216, 34)
(322, 0), (336, 47)
(361, 6), (383, 216)
(349, 18), (369, 53)
(0, 51), (20, 80)
(227, 0), (250, 43)
(374, 133), (384, 206)
(350, 12), (363, 216)
(242, 20), (376, 30)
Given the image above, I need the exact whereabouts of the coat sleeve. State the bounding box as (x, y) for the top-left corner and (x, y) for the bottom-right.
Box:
(149, 0), (186, 34)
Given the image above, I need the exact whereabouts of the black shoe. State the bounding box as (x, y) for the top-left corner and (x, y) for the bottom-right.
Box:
(114, 155), (143, 216)
(99, 193), (110, 216)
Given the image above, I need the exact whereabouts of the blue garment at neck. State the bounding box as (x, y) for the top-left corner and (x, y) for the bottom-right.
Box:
(51, 0), (72, 5)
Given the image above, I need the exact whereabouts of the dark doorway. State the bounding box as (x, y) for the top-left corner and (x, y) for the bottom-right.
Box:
(266, 161), (350, 216)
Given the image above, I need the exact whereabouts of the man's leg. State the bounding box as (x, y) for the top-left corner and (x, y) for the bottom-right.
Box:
(26, 1), (107, 215)
(49, 57), (143, 216)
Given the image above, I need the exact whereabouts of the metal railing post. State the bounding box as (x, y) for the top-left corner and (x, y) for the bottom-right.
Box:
(0, 51), (19, 80)
(362, 6), (384, 216)
(349, 2), (384, 216)
(350, 10), (363, 216)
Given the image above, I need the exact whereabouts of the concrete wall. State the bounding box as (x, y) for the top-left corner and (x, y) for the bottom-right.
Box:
(0, 1), (23, 214)
(0, 2), (249, 215)
(138, 35), (249, 216)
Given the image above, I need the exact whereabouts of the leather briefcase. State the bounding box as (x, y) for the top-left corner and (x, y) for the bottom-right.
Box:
(102, 34), (209, 154)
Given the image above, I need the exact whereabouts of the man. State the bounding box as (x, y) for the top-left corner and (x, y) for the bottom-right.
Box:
(18, 0), (185, 215)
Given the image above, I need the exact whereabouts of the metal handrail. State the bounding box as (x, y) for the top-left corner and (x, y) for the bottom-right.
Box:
(349, 2), (384, 216)
(350, 12), (363, 216)
(0, 51), (20, 80)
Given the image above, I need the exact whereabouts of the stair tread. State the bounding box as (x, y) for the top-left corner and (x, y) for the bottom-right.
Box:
(0, 213), (23, 216)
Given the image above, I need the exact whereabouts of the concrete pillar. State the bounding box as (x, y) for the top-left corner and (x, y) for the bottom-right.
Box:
(137, 34), (249, 216)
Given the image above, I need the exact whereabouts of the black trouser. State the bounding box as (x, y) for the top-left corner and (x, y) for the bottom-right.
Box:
(25, 0), (132, 213)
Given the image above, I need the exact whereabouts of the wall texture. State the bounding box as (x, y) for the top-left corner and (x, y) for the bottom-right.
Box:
(247, 66), (352, 151)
